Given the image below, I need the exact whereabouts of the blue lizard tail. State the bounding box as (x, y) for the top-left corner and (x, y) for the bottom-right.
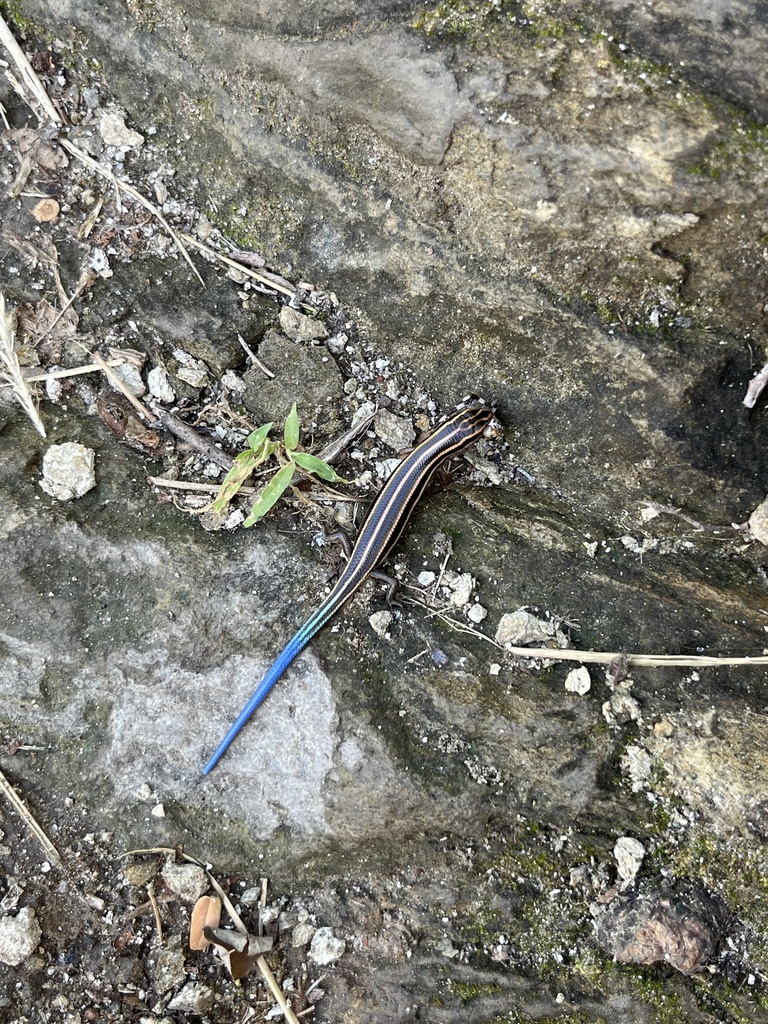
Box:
(202, 627), (312, 774)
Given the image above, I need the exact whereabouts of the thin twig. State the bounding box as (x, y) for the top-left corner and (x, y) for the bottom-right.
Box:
(433, 607), (768, 668)
(499, 646), (768, 668)
(256, 954), (302, 1024)
(152, 411), (234, 470)
(0, 765), (63, 868)
(92, 351), (153, 422)
(238, 333), (274, 378)
(181, 232), (314, 310)
(316, 410), (376, 466)
(148, 476), (250, 494)
(146, 879), (164, 944)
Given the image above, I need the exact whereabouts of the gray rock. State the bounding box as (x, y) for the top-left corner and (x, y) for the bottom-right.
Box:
(160, 859), (209, 902)
(39, 442), (96, 501)
(0, 907), (42, 967)
(167, 983), (215, 1015)
(309, 926), (345, 965)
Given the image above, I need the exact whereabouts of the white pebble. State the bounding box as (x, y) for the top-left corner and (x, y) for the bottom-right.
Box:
(564, 666), (591, 695)
(467, 603), (487, 624)
(614, 836), (645, 885)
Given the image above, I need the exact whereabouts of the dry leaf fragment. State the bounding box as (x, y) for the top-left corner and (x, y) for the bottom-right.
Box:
(202, 924), (274, 982)
(32, 198), (59, 223)
(189, 895), (222, 951)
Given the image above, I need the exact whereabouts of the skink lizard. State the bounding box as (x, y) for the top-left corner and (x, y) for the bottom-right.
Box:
(203, 394), (496, 774)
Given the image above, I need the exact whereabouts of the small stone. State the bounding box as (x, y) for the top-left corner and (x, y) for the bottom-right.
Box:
(595, 884), (728, 975)
(147, 366), (176, 403)
(113, 361), (147, 397)
(621, 744), (653, 792)
(467, 603), (487, 624)
(0, 907), (42, 967)
(176, 366), (209, 388)
(167, 983), (215, 1015)
(495, 608), (555, 646)
(565, 666), (591, 695)
(89, 247), (112, 278)
(614, 836), (645, 886)
(417, 570), (436, 587)
(279, 306), (328, 343)
(748, 496), (768, 545)
(149, 943), (187, 993)
(374, 408), (416, 451)
(221, 370), (246, 395)
(151, 803), (166, 818)
(446, 572), (475, 608)
(40, 442), (96, 501)
(435, 936), (459, 959)
(122, 861), (158, 887)
(309, 926), (345, 965)
(602, 692), (643, 727)
(161, 859), (208, 902)
(291, 921), (316, 947)
(369, 610), (393, 638)
(99, 108), (144, 149)
(326, 333), (348, 355)
(653, 718), (675, 738)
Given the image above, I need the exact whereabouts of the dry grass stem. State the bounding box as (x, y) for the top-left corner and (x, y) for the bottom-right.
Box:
(92, 351), (153, 421)
(0, 765), (63, 868)
(255, 954), (302, 1024)
(0, 15), (61, 123)
(428, 607), (768, 669)
(38, 267), (97, 342)
(20, 358), (123, 383)
(181, 232), (313, 309)
(316, 410), (376, 465)
(146, 879), (164, 944)
(148, 476), (250, 495)
(237, 333), (275, 378)
(0, 292), (46, 436)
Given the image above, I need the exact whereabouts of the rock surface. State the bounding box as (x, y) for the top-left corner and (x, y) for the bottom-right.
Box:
(1, 0), (768, 1021)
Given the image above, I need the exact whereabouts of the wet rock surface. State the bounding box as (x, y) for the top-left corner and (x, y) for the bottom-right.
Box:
(1, 0), (768, 1021)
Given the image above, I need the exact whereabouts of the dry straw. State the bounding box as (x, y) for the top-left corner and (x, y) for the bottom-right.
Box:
(0, 292), (47, 437)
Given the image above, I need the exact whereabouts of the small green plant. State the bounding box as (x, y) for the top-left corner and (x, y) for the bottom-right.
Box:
(213, 403), (346, 527)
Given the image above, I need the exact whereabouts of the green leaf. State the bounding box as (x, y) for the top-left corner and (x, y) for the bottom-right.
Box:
(246, 422), (273, 451)
(283, 403), (300, 452)
(290, 451), (348, 483)
(212, 451), (260, 512)
(211, 441), (276, 512)
(243, 461), (296, 527)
